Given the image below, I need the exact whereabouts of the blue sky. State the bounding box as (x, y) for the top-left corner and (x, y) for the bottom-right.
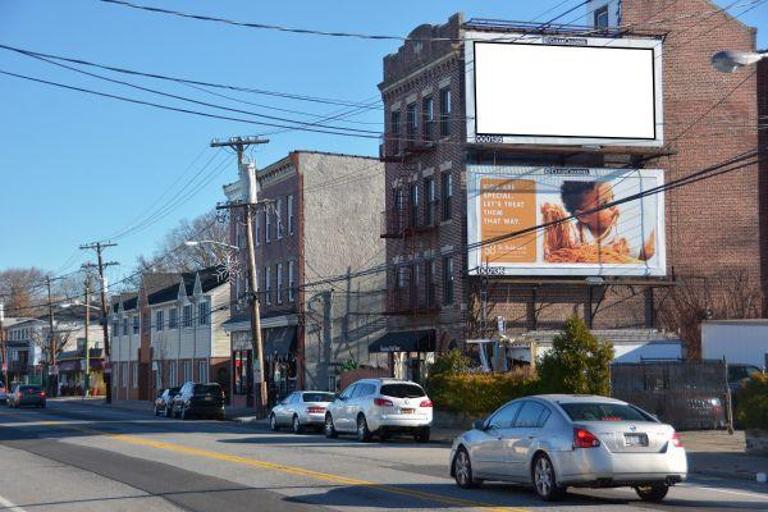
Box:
(1, 0), (766, 288)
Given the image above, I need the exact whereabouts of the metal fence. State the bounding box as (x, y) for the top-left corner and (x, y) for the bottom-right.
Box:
(611, 360), (731, 430)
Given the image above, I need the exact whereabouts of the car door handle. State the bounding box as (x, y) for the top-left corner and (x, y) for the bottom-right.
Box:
(528, 435), (538, 439)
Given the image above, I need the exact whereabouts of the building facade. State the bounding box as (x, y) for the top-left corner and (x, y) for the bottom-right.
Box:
(110, 268), (230, 401)
(223, 151), (386, 406)
(379, 3), (762, 360)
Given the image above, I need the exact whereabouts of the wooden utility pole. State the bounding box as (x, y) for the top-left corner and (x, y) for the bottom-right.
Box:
(83, 274), (91, 398)
(213, 136), (269, 413)
(0, 302), (7, 392)
(45, 276), (61, 396)
(80, 242), (118, 403)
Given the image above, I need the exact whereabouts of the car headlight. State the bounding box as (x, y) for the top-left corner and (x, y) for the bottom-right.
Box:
(710, 398), (721, 406)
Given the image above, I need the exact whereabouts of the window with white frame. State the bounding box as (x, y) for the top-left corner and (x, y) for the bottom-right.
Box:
(276, 263), (283, 304)
(183, 304), (192, 327)
(133, 315), (139, 334)
(276, 198), (283, 239)
(169, 307), (178, 329)
(122, 318), (128, 336)
(198, 360), (208, 383)
(113, 320), (119, 337)
(288, 261), (295, 302)
(288, 194), (295, 235)
(132, 362), (138, 388)
(265, 267), (272, 305)
(265, 209), (271, 243)
(169, 361), (177, 386)
(122, 362), (128, 387)
(254, 216), (260, 247)
(198, 301), (210, 326)
(156, 310), (164, 331)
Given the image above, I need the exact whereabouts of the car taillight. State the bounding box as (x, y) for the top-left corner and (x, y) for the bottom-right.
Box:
(306, 406), (325, 414)
(419, 399), (433, 408)
(40, 392), (46, 397)
(573, 428), (600, 449)
(671, 432), (683, 448)
(373, 398), (393, 407)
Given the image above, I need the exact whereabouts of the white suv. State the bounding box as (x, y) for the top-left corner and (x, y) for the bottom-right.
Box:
(324, 378), (433, 442)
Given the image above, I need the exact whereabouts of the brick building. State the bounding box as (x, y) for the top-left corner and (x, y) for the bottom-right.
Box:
(379, 2), (763, 359)
(223, 151), (386, 407)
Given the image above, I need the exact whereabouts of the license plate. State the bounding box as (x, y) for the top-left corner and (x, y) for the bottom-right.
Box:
(204, 396), (212, 401)
(624, 433), (648, 447)
(400, 408), (415, 414)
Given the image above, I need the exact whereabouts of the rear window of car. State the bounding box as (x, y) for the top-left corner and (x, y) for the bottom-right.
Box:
(194, 384), (221, 395)
(20, 386), (41, 393)
(380, 383), (425, 399)
(302, 392), (334, 403)
(560, 402), (655, 422)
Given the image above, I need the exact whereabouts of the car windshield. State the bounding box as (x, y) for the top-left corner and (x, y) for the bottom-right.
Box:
(169, 387), (180, 395)
(729, 365), (761, 382)
(560, 402), (655, 422)
(380, 383), (425, 399)
(20, 386), (41, 393)
(302, 392), (334, 403)
(194, 384), (221, 395)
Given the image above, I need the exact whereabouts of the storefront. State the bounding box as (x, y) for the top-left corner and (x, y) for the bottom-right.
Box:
(57, 349), (105, 396)
(368, 329), (436, 384)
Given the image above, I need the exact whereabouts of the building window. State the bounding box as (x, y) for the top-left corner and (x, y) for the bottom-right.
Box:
(122, 362), (128, 387)
(594, 6), (609, 29)
(276, 198), (284, 239)
(113, 320), (119, 337)
(184, 360), (192, 382)
(198, 360), (208, 383)
(288, 261), (295, 302)
(198, 301), (210, 326)
(254, 216), (260, 247)
(265, 209), (271, 243)
(169, 361), (177, 386)
(276, 263), (284, 304)
(439, 87), (451, 137)
(132, 362), (138, 389)
(425, 259), (437, 306)
(425, 176), (436, 226)
(156, 310), (164, 331)
(406, 103), (417, 143)
(122, 318), (128, 336)
(264, 267), (272, 305)
(133, 315), (139, 334)
(390, 109), (401, 135)
(287, 194), (295, 235)
(441, 171), (453, 221)
(442, 256), (454, 305)
(423, 96), (434, 141)
(169, 307), (178, 329)
(409, 183), (419, 228)
(183, 304), (192, 327)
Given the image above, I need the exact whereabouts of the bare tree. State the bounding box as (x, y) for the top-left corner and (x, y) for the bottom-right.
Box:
(0, 267), (48, 317)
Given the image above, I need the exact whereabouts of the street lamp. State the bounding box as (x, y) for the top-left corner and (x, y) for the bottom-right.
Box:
(61, 300), (100, 399)
(711, 49), (767, 73)
(184, 240), (239, 251)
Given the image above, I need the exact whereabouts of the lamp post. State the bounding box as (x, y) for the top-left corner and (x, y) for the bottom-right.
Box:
(711, 49), (767, 73)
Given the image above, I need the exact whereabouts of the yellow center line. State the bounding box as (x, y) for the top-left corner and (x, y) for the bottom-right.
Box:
(30, 420), (529, 512)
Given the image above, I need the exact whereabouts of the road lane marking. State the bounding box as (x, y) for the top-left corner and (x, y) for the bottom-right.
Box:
(679, 483), (768, 500)
(18, 418), (529, 512)
(0, 493), (27, 512)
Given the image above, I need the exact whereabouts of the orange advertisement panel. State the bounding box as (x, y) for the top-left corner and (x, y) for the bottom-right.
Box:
(479, 178), (537, 264)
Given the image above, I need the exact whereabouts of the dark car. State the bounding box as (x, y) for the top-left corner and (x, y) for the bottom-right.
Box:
(171, 382), (225, 420)
(7, 385), (46, 408)
(154, 387), (180, 417)
(728, 364), (762, 394)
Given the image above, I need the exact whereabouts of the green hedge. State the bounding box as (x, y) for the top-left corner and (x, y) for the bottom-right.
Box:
(426, 369), (539, 416)
(736, 372), (768, 430)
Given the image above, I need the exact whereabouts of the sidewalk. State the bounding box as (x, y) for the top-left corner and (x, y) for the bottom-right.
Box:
(51, 398), (768, 482)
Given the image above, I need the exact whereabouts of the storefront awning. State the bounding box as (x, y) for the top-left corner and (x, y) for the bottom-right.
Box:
(264, 326), (297, 357)
(368, 329), (436, 353)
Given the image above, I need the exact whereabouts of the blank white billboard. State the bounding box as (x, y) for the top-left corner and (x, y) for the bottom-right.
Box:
(466, 34), (663, 146)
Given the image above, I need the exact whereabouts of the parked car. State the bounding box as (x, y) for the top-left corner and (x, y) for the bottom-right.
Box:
(324, 378), (433, 442)
(154, 386), (180, 417)
(450, 394), (687, 502)
(728, 363), (762, 394)
(269, 391), (335, 434)
(7, 384), (46, 409)
(171, 382), (225, 420)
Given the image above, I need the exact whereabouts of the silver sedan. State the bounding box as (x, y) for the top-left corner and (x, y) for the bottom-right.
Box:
(269, 390), (335, 434)
(450, 394), (687, 502)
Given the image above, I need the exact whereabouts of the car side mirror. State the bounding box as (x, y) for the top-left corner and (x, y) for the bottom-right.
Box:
(336, 394), (345, 401)
(473, 419), (486, 431)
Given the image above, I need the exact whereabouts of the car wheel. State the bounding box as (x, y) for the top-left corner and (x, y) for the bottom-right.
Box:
(269, 414), (280, 432)
(414, 427), (430, 443)
(532, 453), (565, 501)
(453, 447), (481, 489)
(292, 415), (303, 435)
(324, 414), (338, 439)
(356, 415), (371, 443)
(635, 483), (669, 502)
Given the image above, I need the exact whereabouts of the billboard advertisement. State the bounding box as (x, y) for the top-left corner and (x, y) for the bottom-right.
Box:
(467, 165), (666, 277)
(465, 32), (663, 146)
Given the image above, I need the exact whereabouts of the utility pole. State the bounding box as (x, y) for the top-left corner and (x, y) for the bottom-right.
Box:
(45, 276), (62, 396)
(83, 273), (91, 399)
(213, 136), (269, 413)
(0, 302), (7, 393)
(80, 242), (118, 404)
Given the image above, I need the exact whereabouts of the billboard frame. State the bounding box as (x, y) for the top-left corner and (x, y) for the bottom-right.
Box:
(464, 32), (664, 147)
(466, 165), (667, 277)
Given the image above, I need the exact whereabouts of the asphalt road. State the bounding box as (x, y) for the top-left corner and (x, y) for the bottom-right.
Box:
(0, 401), (766, 512)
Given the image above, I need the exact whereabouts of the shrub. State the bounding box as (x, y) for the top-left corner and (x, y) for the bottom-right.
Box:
(428, 349), (471, 377)
(537, 316), (614, 396)
(736, 372), (768, 430)
(427, 368), (539, 416)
